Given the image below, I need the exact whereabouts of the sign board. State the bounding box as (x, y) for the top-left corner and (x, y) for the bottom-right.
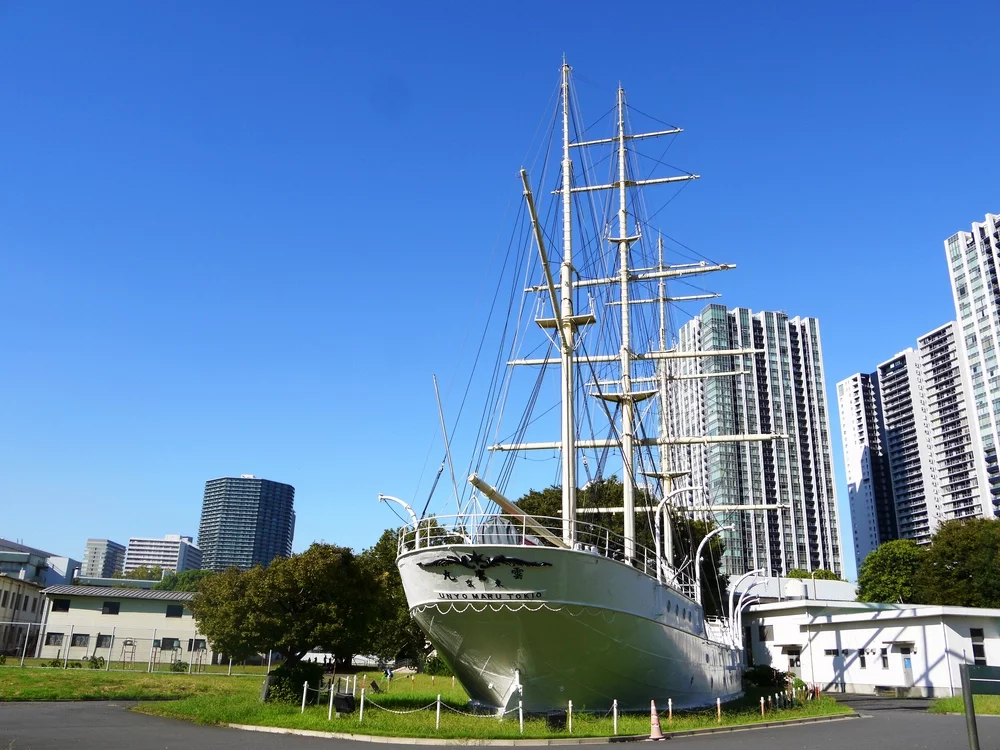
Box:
(967, 665), (1000, 696)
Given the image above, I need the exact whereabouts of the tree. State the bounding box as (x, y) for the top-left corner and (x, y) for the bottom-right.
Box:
(912, 519), (1000, 608)
(516, 478), (730, 616)
(358, 529), (426, 665)
(190, 544), (375, 665)
(857, 539), (925, 603)
(786, 568), (841, 581)
(153, 569), (214, 592)
(113, 565), (163, 581)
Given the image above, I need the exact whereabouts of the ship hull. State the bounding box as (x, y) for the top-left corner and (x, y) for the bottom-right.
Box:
(398, 543), (742, 712)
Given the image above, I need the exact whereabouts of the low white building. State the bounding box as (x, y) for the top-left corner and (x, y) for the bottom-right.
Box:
(745, 599), (998, 697)
(38, 585), (213, 668)
(124, 535), (202, 574)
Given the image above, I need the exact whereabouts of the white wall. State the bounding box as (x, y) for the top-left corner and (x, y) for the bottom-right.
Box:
(748, 602), (999, 697)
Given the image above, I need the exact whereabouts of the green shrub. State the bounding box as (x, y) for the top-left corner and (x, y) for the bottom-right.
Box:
(0, 654), (6, 665)
(170, 660), (189, 673)
(47, 659), (63, 668)
(266, 660), (325, 704)
(88, 655), (106, 669)
(424, 654), (453, 677)
(69, 661), (83, 668)
(743, 665), (788, 689)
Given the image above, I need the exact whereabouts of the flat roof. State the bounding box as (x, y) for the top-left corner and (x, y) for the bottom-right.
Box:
(41, 585), (194, 602)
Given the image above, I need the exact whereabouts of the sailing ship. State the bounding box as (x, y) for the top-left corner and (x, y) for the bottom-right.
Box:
(380, 62), (781, 713)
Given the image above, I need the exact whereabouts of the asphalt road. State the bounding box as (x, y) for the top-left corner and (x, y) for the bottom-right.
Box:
(0, 698), (997, 749)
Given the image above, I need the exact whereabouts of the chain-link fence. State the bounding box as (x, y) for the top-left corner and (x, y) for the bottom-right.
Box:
(0, 619), (273, 675)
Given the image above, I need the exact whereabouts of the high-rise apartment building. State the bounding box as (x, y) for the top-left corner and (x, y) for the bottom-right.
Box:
(81, 538), (126, 578)
(198, 475), (295, 571)
(666, 305), (843, 578)
(838, 321), (989, 565)
(876, 350), (939, 543)
(918, 323), (986, 520)
(945, 212), (1000, 519)
(124, 535), (202, 574)
(836, 373), (896, 571)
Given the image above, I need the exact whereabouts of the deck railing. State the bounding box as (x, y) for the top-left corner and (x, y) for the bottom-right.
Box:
(396, 513), (697, 594)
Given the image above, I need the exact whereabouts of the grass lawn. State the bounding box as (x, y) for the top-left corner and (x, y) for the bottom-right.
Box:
(133, 674), (853, 740)
(0, 668), (258, 701)
(8, 657), (269, 675)
(930, 694), (1000, 715)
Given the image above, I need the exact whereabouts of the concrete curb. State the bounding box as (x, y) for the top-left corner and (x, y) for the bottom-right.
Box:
(227, 711), (858, 745)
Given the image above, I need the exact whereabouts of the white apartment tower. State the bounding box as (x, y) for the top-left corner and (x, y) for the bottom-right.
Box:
(945, 212), (1000, 519)
(876, 350), (940, 543)
(836, 373), (896, 572)
(123, 534), (202, 574)
(917, 323), (987, 520)
(838, 322), (989, 562)
(666, 305), (843, 578)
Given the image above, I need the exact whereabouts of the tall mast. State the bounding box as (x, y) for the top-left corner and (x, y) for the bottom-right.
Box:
(559, 60), (577, 546)
(615, 86), (638, 561)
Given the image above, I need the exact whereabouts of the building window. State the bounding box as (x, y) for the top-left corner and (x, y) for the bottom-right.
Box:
(160, 637), (180, 651)
(102, 602), (120, 615)
(859, 653), (867, 669)
(96, 634), (113, 648)
(758, 625), (774, 642)
(187, 638), (207, 652)
(45, 632), (63, 646)
(31, 597), (37, 613)
(972, 628), (987, 666)
(165, 604), (184, 618)
(881, 648), (889, 669)
(1, 590), (7, 607)
(787, 649), (801, 668)
(52, 599), (71, 613)
(22, 596), (29, 611)
(824, 649), (838, 656)
(71, 633), (89, 648)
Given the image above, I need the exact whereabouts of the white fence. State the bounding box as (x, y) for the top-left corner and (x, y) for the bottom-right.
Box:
(0, 619), (270, 675)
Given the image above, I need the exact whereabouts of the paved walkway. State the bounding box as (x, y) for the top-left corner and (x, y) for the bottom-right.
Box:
(1, 698), (997, 749)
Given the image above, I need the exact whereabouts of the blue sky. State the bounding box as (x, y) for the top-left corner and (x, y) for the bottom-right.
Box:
(1, 1), (996, 580)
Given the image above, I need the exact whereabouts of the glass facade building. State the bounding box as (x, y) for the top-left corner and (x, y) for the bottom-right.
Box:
(666, 305), (843, 578)
(198, 475), (296, 571)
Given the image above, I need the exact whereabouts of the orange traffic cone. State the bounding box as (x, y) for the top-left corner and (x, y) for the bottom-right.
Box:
(648, 700), (665, 741)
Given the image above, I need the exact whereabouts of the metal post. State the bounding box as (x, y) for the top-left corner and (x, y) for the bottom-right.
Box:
(329, 681), (335, 720)
(436, 694), (441, 730)
(64, 625), (74, 669)
(568, 700), (573, 733)
(960, 663), (980, 750)
(20, 623), (31, 667)
(360, 688), (365, 724)
(228, 656), (233, 676)
(148, 628), (156, 673)
(717, 697), (721, 723)
(668, 697), (672, 722)
(613, 699), (618, 735)
(301, 680), (308, 713)
(105, 627), (115, 672)
(353, 674), (357, 696)
(519, 699), (524, 734)
(267, 650), (272, 673)
(760, 696), (765, 717)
